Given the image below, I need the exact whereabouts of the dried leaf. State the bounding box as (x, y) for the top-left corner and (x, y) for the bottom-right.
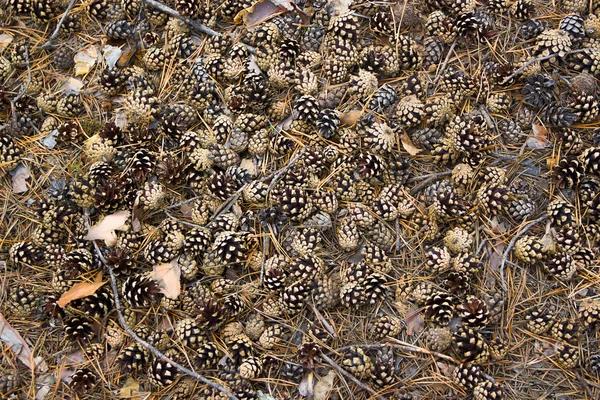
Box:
(114, 109), (128, 129)
(298, 373), (314, 397)
(235, 0), (285, 26)
(61, 77), (84, 93)
(0, 313), (47, 371)
(11, 164), (30, 193)
(0, 33), (14, 51)
(151, 261), (181, 299)
(527, 123), (550, 149)
(314, 370), (336, 400)
(120, 378), (141, 398)
(401, 134), (422, 156)
(405, 306), (425, 335)
(41, 130), (58, 149)
(102, 45), (122, 69)
(84, 210), (130, 245)
(117, 48), (137, 68)
(340, 109), (362, 126)
(240, 158), (257, 177)
(328, 0), (352, 14)
(57, 272), (106, 308)
(74, 46), (98, 76)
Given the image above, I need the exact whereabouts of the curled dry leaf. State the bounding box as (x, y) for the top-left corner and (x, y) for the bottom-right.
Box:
(401, 134), (422, 156)
(151, 261), (181, 299)
(102, 45), (122, 70)
(11, 164), (30, 193)
(84, 210), (130, 245)
(235, 0), (284, 26)
(57, 271), (106, 308)
(526, 123), (550, 149)
(340, 109), (362, 126)
(314, 370), (336, 400)
(74, 46), (99, 76)
(0, 33), (14, 51)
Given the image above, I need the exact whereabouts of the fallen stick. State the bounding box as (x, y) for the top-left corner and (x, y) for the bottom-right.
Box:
(321, 353), (385, 400)
(37, 0), (77, 49)
(83, 212), (240, 400)
(143, 0), (256, 53)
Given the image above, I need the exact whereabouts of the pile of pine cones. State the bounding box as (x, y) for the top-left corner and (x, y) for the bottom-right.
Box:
(3, 0), (600, 398)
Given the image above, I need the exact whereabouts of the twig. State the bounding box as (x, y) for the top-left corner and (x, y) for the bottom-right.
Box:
(265, 146), (308, 195)
(382, 339), (459, 363)
(37, 0), (77, 49)
(321, 354), (385, 400)
(143, 0), (255, 53)
(500, 49), (587, 85)
(210, 146), (307, 223)
(500, 215), (548, 292)
(10, 48), (31, 128)
(83, 212), (239, 400)
(409, 171), (452, 196)
(310, 304), (338, 339)
(433, 40), (457, 86)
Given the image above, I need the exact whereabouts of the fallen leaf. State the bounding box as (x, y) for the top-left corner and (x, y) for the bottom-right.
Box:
(114, 109), (128, 130)
(102, 45), (122, 69)
(527, 123), (550, 149)
(0, 313), (47, 371)
(61, 77), (84, 93)
(74, 46), (98, 76)
(117, 47), (137, 68)
(0, 33), (13, 51)
(328, 0), (352, 14)
(120, 378), (140, 398)
(340, 109), (362, 126)
(246, 55), (262, 74)
(405, 305), (425, 335)
(257, 391), (277, 400)
(240, 158), (257, 177)
(314, 370), (336, 400)
(180, 203), (194, 219)
(401, 134), (422, 156)
(532, 123), (548, 139)
(57, 272), (106, 308)
(235, 0), (284, 26)
(84, 210), (130, 245)
(10, 164), (30, 193)
(151, 261), (181, 299)
(298, 372), (314, 397)
(41, 130), (58, 149)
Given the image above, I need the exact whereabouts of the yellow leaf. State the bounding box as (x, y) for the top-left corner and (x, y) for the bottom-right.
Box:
(401, 135), (422, 156)
(57, 272), (106, 308)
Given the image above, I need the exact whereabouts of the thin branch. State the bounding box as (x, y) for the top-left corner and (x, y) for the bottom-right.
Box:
(209, 146), (307, 223)
(500, 49), (587, 85)
(409, 171), (452, 196)
(500, 215), (548, 292)
(321, 354), (385, 400)
(37, 0), (77, 49)
(10, 48), (31, 128)
(433, 40), (457, 86)
(143, 0), (255, 53)
(83, 212), (239, 400)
